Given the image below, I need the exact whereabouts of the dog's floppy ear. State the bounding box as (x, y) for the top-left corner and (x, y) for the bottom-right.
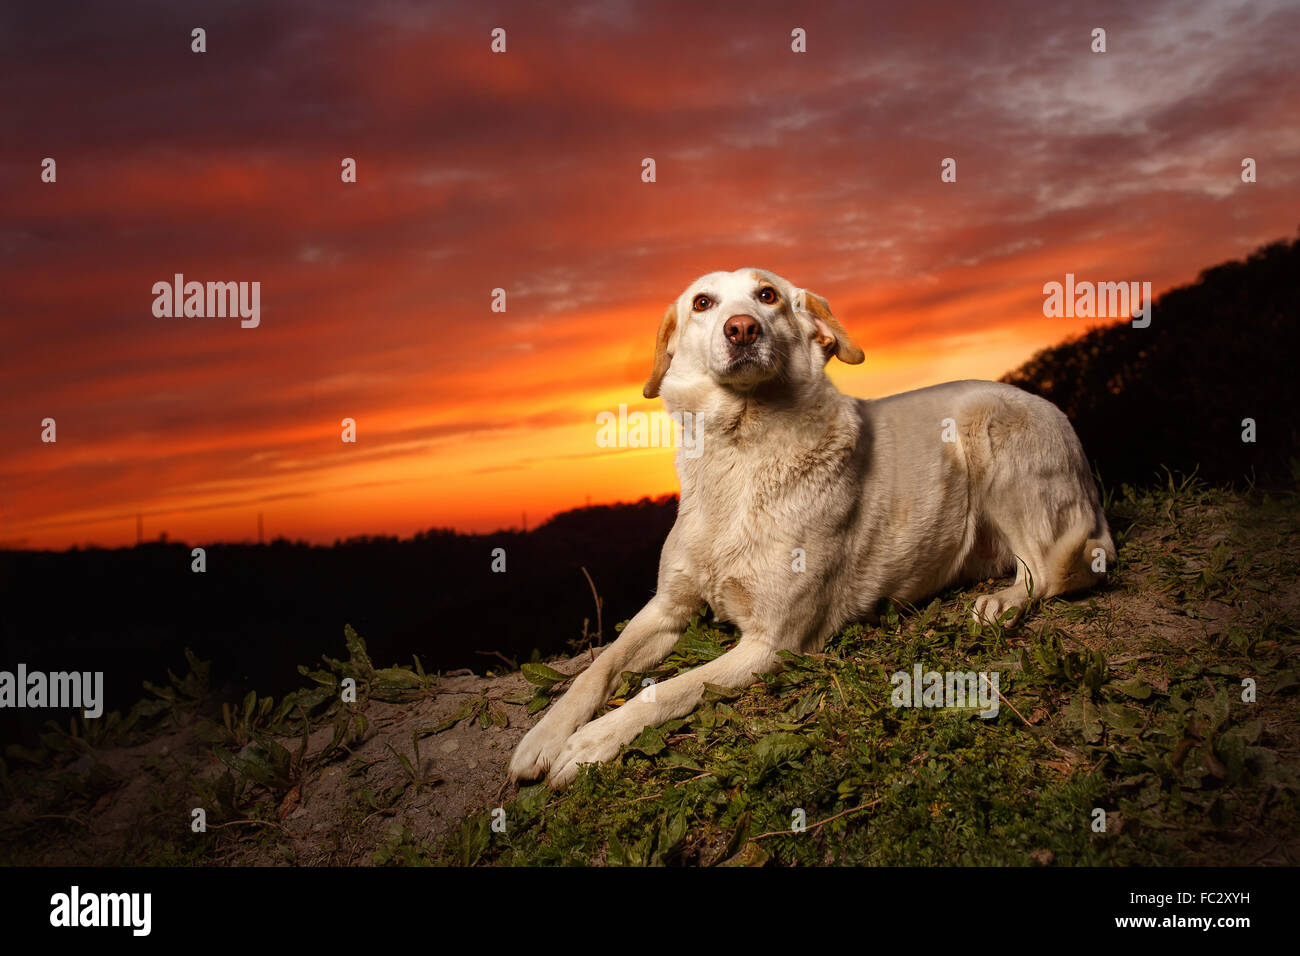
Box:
(795, 289), (864, 365)
(642, 301), (678, 399)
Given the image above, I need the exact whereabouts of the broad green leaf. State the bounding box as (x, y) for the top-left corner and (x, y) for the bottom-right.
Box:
(630, 725), (668, 756)
(1111, 678), (1153, 700)
(521, 662), (570, 687)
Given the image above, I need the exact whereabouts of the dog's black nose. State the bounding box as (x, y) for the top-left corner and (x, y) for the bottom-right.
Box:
(725, 314), (760, 346)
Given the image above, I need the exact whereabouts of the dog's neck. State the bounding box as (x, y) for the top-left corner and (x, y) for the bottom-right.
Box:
(665, 371), (852, 458)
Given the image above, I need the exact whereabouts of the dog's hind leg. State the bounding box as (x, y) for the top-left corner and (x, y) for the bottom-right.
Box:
(972, 496), (1112, 623)
(970, 499), (1054, 624)
(959, 391), (1113, 624)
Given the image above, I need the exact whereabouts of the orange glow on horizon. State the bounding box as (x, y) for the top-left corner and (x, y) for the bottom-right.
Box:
(4, 3), (1298, 550)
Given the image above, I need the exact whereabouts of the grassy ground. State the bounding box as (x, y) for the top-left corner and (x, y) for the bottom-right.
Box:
(3, 474), (1297, 866)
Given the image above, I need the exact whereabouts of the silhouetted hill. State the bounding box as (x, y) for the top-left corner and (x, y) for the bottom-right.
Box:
(1002, 233), (1300, 486)
(0, 495), (677, 745)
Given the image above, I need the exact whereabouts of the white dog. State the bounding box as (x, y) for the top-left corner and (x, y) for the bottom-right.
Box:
(510, 268), (1114, 787)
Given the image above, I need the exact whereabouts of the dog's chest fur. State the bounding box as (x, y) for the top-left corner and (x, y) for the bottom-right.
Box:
(671, 395), (861, 624)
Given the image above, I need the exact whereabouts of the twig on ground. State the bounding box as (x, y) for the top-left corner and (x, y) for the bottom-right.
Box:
(752, 797), (885, 840)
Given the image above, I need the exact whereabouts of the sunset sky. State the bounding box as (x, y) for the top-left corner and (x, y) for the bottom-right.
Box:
(2, 0), (1298, 549)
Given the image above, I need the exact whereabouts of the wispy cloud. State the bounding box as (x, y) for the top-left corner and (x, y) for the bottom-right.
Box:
(2, 0), (1296, 546)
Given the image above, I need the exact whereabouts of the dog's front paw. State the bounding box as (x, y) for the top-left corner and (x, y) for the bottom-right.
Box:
(545, 716), (630, 789)
(509, 714), (578, 783)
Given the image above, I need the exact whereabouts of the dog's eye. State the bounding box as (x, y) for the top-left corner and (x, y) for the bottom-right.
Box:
(757, 287), (777, 304)
(692, 294), (712, 312)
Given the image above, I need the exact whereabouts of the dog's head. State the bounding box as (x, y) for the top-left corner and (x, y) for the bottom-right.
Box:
(643, 268), (863, 401)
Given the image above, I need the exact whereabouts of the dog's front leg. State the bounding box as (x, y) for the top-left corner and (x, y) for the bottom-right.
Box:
(508, 590), (696, 783)
(546, 636), (782, 788)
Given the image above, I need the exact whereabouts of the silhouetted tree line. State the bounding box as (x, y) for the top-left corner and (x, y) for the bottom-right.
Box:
(1002, 233), (1300, 487)
(0, 495), (676, 744)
